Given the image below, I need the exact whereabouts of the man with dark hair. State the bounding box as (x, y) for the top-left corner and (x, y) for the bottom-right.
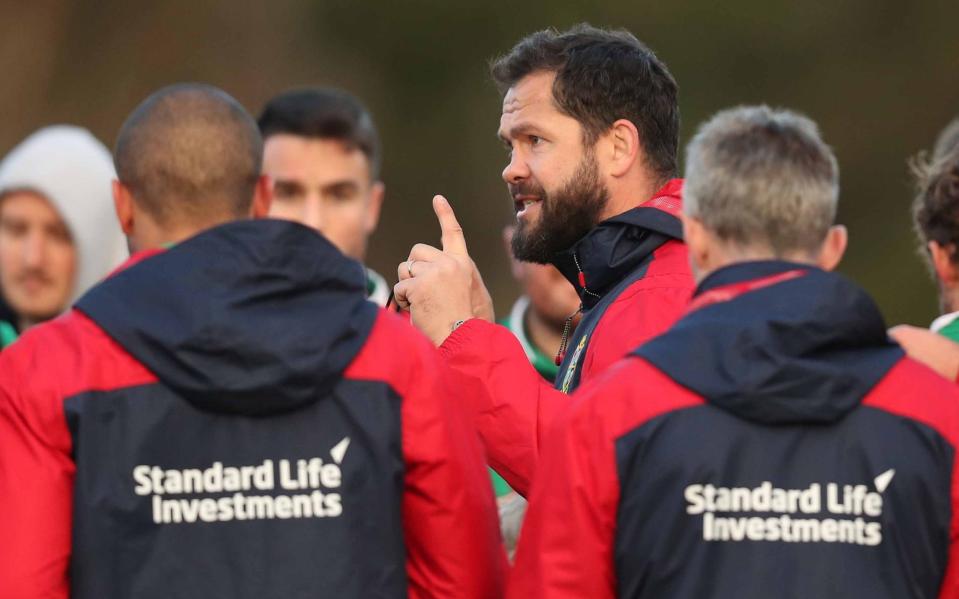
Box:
(395, 24), (694, 495)
(0, 83), (504, 598)
(912, 120), (959, 342)
(258, 88), (389, 304)
(511, 106), (959, 598)
(890, 118), (959, 380)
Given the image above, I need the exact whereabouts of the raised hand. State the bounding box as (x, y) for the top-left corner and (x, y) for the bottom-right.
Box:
(394, 195), (494, 346)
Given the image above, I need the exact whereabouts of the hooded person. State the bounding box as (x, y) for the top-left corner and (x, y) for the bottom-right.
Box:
(0, 85), (504, 598)
(0, 125), (126, 347)
(509, 106), (959, 598)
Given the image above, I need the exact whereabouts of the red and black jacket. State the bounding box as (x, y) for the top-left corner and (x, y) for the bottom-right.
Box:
(511, 261), (959, 598)
(0, 219), (505, 599)
(441, 179), (694, 495)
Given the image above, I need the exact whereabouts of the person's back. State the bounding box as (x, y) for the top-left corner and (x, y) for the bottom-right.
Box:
(0, 84), (503, 599)
(510, 106), (959, 598)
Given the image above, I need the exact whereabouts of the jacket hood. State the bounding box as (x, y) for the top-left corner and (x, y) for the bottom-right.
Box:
(76, 219), (379, 416)
(0, 125), (127, 305)
(551, 179), (684, 309)
(635, 261), (904, 424)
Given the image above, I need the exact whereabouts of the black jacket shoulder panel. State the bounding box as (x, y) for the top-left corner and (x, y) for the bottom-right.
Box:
(77, 220), (379, 416)
(635, 262), (903, 424)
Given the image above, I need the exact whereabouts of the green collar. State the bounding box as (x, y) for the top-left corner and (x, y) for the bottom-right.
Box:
(933, 311), (959, 343)
(0, 320), (17, 348)
(366, 268), (390, 306)
(500, 296), (559, 381)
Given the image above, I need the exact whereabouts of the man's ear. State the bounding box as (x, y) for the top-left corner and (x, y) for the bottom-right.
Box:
(816, 225), (848, 271)
(681, 212), (710, 276)
(112, 180), (135, 236)
(930, 241), (959, 286)
(250, 175), (273, 219)
(364, 181), (385, 234)
(605, 118), (641, 178)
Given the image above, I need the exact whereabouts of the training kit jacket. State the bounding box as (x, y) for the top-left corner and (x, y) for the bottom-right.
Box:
(510, 261), (959, 599)
(0, 219), (505, 599)
(440, 179), (694, 495)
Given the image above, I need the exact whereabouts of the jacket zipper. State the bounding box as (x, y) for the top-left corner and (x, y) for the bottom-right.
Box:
(555, 305), (583, 366)
(555, 252), (595, 366)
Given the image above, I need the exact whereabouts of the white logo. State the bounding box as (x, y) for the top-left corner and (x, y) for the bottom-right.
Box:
(874, 468), (895, 493)
(684, 469), (895, 547)
(133, 437), (351, 525)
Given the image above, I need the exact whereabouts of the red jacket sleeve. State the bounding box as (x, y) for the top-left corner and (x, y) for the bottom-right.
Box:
(439, 318), (570, 496)
(439, 251), (692, 497)
(0, 340), (74, 599)
(508, 358), (703, 598)
(349, 311), (507, 598)
(505, 363), (631, 598)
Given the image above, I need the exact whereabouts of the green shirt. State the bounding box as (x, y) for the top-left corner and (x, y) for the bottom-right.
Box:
(0, 320), (16, 348)
(499, 295), (560, 381)
(488, 297), (559, 497)
(932, 311), (959, 343)
(366, 268), (390, 307)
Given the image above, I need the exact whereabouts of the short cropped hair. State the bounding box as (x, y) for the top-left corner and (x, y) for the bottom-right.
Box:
(114, 83), (262, 226)
(257, 88), (381, 179)
(912, 117), (959, 265)
(490, 23), (679, 181)
(684, 105), (839, 257)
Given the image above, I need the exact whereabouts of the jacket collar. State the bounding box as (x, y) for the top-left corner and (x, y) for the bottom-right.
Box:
(550, 178), (684, 309)
(76, 219), (377, 417)
(634, 259), (903, 424)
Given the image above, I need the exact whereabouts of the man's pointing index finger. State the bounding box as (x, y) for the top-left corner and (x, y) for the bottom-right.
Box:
(433, 195), (469, 256)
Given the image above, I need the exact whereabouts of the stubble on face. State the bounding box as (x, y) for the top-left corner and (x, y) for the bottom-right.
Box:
(0, 192), (76, 325)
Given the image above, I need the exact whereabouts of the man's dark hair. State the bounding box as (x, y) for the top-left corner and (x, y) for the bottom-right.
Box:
(257, 88), (382, 179)
(491, 23), (680, 181)
(912, 119), (959, 266)
(114, 83), (262, 226)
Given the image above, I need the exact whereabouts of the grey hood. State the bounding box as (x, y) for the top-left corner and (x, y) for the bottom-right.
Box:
(0, 125), (127, 305)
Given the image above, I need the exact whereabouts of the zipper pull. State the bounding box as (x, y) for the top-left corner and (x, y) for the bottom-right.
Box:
(555, 304), (583, 366)
(573, 252), (600, 300)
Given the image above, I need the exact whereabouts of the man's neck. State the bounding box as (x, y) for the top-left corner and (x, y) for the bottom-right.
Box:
(525, 307), (566, 358)
(599, 174), (664, 221)
(131, 224), (216, 253)
(941, 286), (959, 316)
(18, 314), (42, 332)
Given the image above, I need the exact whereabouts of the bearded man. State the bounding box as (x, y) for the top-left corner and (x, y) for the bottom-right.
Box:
(394, 24), (694, 495)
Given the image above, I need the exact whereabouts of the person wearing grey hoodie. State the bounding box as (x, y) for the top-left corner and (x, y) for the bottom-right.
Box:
(0, 125), (126, 347)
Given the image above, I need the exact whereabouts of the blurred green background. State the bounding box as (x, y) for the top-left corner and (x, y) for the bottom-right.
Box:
(2, 0), (957, 325)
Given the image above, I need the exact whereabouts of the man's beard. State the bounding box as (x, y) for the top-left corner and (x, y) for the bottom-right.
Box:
(511, 152), (609, 264)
